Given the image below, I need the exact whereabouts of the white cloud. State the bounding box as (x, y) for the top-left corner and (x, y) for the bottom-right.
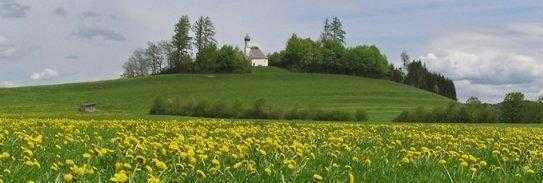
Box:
(30, 68), (59, 81)
(0, 81), (16, 88)
(422, 23), (543, 102)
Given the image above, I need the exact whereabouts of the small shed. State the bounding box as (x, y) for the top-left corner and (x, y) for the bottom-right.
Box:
(79, 103), (96, 113)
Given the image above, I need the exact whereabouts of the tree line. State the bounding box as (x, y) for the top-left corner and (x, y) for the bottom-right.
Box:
(122, 15), (251, 78)
(268, 17), (457, 100)
(394, 92), (543, 123)
(390, 52), (457, 100)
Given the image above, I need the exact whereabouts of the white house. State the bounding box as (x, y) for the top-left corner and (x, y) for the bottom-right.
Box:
(244, 34), (268, 66)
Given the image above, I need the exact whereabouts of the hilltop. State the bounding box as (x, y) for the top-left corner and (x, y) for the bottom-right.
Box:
(0, 67), (453, 121)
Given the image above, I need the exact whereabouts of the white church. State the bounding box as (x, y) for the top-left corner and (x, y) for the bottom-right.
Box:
(244, 34), (268, 67)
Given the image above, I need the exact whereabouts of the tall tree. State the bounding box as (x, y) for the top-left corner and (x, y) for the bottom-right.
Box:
(171, 15), (192, 73)
(400, 51), (410, 70)
(193, 16), (217, 54)
(501, 92), (526, 123)
(320, 18), (332, 42)
(329, 17), (346, 44)
(145, 41), (162, 75)
(320, 17), (346, 44)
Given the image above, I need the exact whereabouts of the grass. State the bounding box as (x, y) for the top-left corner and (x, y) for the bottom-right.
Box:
(1, 118), (542, 182)
(0, 67), (452, 121)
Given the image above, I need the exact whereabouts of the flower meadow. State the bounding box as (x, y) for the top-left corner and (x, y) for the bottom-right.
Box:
(0, 118), (542, 182)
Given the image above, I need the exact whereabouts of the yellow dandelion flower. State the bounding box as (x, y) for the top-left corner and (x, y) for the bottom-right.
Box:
(110, 171), (129, 183)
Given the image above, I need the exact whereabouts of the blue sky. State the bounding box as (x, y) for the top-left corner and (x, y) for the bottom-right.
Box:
(1, 0), (542, 102)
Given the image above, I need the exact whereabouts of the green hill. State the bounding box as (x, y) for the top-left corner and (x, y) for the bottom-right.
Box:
(0, 67), (453, 121)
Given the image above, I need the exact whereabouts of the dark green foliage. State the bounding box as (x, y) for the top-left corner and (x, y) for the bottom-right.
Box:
(278, 34), (390, 79)
(389, 66), (404, 83)
(282, 34), (324, 72)
(243, 99), (274, 119)
(149, 97), (169, 115)
(268, 51), (285, 67)
(404, 60), (456, 100)
(314, 110), (355, 121)
(150, 97), (370, 122)
(194, 45), (219, 73)
(215, 45), (251, 73)
(395, 94), (543, 123)
(340, 46), (391, 78)
(393, 103), (500, 123)
(500, 92), (525, 123)
(171, 15), (193, 73)
(355, 109), (369, 122)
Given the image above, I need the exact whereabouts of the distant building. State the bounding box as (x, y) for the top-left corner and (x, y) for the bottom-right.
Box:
(244, 34), (268, 66)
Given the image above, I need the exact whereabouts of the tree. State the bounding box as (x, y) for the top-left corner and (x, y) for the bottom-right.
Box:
(171, 15), (192, 73)
(122, 48), (149, 78)
(538, 96), (543, 103)
(157, 41), (176, 73)
(500, 92), (526, 123)
(341, 45), (390, 78)
(320, 17), (346, 44)
(401, 51), (410, 70)
(215, 45), (251, 73)
(145, 41), (162, 75)
(193, 16), (217, 54)
(389, 66), (404, 83)
(320, 18), (332, 42)
(329, 17), (346, 44)
(193, 45), (218, 73)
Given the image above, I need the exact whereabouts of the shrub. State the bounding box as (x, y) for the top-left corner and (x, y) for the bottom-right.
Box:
(150, 96), (370, 122)
(285, 108), (316, 120)
(354, 109), (368, 122)
(315, 110), (355, 122)
(149, 97), (169, 115)
(243, 99), (273, 119)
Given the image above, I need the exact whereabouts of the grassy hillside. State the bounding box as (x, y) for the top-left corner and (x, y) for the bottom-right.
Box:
(0, 67), (453, 121)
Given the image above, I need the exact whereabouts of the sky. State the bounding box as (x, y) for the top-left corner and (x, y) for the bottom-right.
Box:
(1, 0), (542, 102)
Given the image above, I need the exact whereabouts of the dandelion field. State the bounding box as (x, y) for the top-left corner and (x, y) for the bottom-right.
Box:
(0, 118), (542, 182)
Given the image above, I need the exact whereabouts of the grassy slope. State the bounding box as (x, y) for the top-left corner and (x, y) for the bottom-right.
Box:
(0, 67), (453, 121)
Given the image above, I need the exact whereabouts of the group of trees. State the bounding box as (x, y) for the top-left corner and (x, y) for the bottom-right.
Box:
(269, 17), (456, 100)
(390, 52), (457, 100)
(394, 92), (543, 123)
(122, 15), (251, 78)
(269, 17), (391, 79)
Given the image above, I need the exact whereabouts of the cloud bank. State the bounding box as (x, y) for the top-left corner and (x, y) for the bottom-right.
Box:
(0, 0), (30, 18)
(422, 24), (543, 102)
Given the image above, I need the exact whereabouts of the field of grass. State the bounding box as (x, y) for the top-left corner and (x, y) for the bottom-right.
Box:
(1, 118), (542, 182)
(0, 67), (452, 121)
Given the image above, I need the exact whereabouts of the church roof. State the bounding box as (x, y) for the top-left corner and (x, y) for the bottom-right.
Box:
(248, 47), (266, 60)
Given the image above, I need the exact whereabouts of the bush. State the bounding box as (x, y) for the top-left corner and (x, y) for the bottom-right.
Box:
(243, 99), (273, 119)
(394, 93), (543, 123)
(149, 96), (370, 122)
(315, 110), (355, 122)
(285, 108), (315, 120)
(149, 97), (169, 115)
(354, 109), (368, 122)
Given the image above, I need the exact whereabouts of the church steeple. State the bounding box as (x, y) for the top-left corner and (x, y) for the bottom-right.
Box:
(244, 34), (251, 55)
